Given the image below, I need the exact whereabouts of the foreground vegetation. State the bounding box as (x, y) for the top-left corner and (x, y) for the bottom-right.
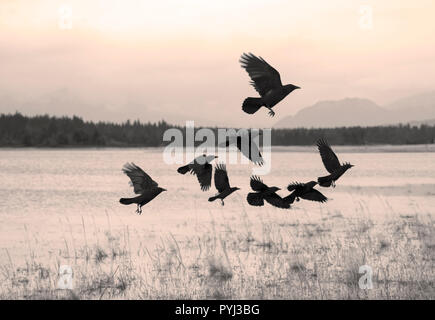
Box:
(1, 204), (433, 300)
(1, 112), (435, 147)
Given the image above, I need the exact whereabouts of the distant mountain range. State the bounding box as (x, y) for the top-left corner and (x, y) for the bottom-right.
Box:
(0, 88), (210, 126)
(2, 89), (435, 129)
(274, 91), (435, 128)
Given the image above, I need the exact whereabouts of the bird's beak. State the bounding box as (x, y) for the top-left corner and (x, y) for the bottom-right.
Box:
(295, 86), (301, 89)
(162, 188), (167, 192)
(214, 156), (218, 158)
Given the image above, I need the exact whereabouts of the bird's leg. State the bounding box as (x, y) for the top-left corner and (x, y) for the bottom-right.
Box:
(136, 204), (142, 215)
(221, 199), (224, 206)
(267, 108), (275, 117)
(296, 197), (300, 202)
(332, 181), (336, 188)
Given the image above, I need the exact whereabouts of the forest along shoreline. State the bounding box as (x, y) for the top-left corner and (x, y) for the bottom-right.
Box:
(1, 113), (435, 148)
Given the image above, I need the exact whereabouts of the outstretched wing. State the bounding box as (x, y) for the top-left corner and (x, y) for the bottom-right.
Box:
(239, 135), (264, 166)
(122, 162), (158, 194)
(247, 192), (264, 206)
(317, 138), (341, 173)
(250, 175), (268, 192)
(265, 193), (291, 209)
(300, 189), (328, 203)
(240, 53), (282, 96)
(192, 163), (213, 191)
(305, 181), (318, 188)
(287, 182), (304, 192)
(214, 163), (230, 193)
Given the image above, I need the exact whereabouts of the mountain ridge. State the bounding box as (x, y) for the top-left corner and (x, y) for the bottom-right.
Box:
(275, 92), (435, 128)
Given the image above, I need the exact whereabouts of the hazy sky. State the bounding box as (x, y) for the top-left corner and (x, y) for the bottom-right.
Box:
(1, 0), (434, 127)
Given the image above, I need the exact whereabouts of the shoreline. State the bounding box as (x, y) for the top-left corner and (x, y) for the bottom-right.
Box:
(0, 144), (435, 153)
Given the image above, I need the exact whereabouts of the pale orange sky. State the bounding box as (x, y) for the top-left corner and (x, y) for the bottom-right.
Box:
(1, 0), (434, 127)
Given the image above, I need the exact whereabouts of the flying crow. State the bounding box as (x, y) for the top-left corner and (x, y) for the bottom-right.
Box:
(240, 52), (300, 117)
(316, 139), (354, 188)
(177, 154), (217, 191)
(247, 176), (290, 209)
(222, 132), (264, 165)
(285, 181), (328, 204)
(208, 163), (240, 205)
(119, 162), (166, 214)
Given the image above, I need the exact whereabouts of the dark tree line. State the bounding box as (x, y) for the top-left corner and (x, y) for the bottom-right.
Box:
(271, 125), (435, 145)
(0, 113), (174, 147)
(1, 112), (434, 147)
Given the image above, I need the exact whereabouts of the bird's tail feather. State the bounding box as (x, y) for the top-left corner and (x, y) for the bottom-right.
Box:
(119, 197), (135, 205)
(317, 175), (333, 187)
(177, 165), (190, 174)
(242, 97), (263, 114)
(208, 195), (218, 202)
(283, 193), (296, 204)
(247, 192), (264, 206)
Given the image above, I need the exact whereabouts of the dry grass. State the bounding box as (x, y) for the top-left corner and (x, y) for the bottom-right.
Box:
(0, 202), (434, 300)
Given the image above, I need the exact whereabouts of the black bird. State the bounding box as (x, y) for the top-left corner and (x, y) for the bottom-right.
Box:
(316, 139), (354, 188)
(285, 181), (328, 204)
(208, 163), (240, 206)
(177, 154), (217, 191)
(119, 162), (166, 214)
(240, 52), (300, 117)
(222, 132), (264, 165)
(247, 176), (290, 209)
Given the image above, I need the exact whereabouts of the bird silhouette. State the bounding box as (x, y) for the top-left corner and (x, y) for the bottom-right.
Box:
(208, 163), (240, 206)
(177, 154), (217, 191)
(247, 176), (290, 209)
(222, 132), (264, 165)
(119, 162), (166, 214)
(240, 52), (300, 117)
(285, 181), (328, 204)
(316, 139), (354, 188)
